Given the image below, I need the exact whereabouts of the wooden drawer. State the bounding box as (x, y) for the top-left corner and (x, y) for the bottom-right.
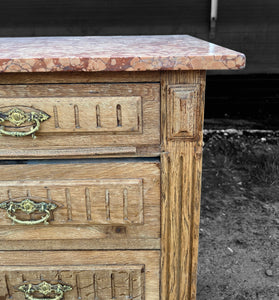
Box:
(0, 161), (160, 249)
(0, 83), (160, 158)
(0, 250), (160, 299)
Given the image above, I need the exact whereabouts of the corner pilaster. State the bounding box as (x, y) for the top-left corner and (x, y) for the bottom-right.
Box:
(160, 70), (206, 300)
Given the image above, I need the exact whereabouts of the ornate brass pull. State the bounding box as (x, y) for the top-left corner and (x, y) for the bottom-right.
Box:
(18, 281), (72, 300)
(0, 198), (57, 225)
(0, 107), (50, 139)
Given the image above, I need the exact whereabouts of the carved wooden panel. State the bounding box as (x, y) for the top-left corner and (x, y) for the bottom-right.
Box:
(0, 96), (142, 134)
(0, 266), (144, 300)
(0, 162), (160, 241)
(0, 250), (160, 300)
(0, 83), (160, 157)
(0, 178), (143, 225)
(167, 84), (201, 140)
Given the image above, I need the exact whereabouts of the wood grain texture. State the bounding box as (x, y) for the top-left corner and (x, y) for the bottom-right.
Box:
(0, 96), (143, 133)
(0, 250), (160, 300)
(0, 83), (160, 158)
(0, 238), (160, 251)
(0, 71), (160, 84)
(0, 179), (144, 225)
(0, 146), (163, 160)
(0, 69), (207, 300)
(0, 162), (160, 243)
(160, 71), (205, 300)
(167, 84), (201, 140)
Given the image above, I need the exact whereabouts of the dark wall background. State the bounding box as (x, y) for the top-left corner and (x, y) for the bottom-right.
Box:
(1, 0), (279, 74)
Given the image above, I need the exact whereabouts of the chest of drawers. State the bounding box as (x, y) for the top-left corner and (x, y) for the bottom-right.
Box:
(0, 35), (245, 300)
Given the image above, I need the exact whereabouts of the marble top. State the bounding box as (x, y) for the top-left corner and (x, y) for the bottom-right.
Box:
(0, 35), (245, 73)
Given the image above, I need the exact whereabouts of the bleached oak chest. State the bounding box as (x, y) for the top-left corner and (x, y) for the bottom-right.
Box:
(0, 35), (245, 300)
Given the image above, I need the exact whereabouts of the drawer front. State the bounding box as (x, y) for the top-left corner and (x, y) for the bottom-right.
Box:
(0, 161), (160, 244)
(0, 250), (160, 299)
(0, 83), (160, 158)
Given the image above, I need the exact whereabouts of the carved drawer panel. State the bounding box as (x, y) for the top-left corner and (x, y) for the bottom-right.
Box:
(0, 161), (160, 245)
(0, 83), (160, 158)
(167, 84), (202, 140)
(0, 250), (160, 299)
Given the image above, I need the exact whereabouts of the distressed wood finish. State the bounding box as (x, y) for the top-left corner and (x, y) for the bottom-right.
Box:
(0, 179), (144, 225)
(161, 71), (206, 300)
(0, 238), (160, 251)
(0, 250), (160, 300)
(0, 146), (162, 159)
(0, 83), (160, 157)
(0, 71), (161, 84)
(0, 70), (208, 300)
(0, 162), (160, 243)
(1, 267), (144, 300)
(0, 96), (143, 133)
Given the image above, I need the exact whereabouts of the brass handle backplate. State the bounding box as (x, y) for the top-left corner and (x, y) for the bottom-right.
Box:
(18, 281), (72, 300)
(0, 107), (50, 139)
(0, 198), (57, 225)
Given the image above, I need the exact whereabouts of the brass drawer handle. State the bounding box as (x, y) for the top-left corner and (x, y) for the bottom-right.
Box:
(0, 107), (50, 139)
(0, 198), (57, 225)
(18, 281), (72, 300)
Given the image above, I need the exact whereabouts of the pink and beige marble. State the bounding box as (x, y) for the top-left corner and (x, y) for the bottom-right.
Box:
(0, 35), (245, 73)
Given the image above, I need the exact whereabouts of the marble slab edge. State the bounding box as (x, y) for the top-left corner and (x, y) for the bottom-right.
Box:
(0, 35), (246, 73)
